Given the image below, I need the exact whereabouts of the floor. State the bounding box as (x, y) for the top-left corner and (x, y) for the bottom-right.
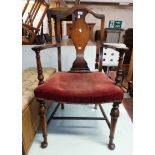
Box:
(29, 102), (132, 155)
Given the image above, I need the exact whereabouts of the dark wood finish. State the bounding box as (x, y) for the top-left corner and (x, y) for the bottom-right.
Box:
(108, 102), (120, 150)
(70, 11), (91, 71)
(22, 0), (30, 17)
(32, 6), (126, 150)
(123, 98), (133, 122)
(47, 103), (110, 122)
(38, 100), (48, 148)
(67, 23), (95, 41)
(35, 51), (44, 85)
(22, 0), (49, 45)
(123, 28), (133, 64)
(60, 103), (64, 109)
(52, 117), (106, 120)
(115, 50), (125, 86)
(47, 0), (81, 41)
(99, 104), (110, 128)
(47, 103), (61, 125)
(47, 7), (72, 41)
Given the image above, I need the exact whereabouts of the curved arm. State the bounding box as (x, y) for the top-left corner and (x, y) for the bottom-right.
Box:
(32, 44), (60, 85)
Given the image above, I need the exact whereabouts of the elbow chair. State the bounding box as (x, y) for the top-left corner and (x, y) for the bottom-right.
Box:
(22, 0), (49, 45)
(32, 5), (128, 150)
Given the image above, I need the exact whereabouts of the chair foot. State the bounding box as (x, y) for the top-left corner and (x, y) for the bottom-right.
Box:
(38, 100), (48, 149)
(108, 143), (115, 150)
(108, 102), (120, 150)
(41, 141), (48, 148)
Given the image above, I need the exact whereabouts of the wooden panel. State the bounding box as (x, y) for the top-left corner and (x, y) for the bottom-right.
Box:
(70, 9), (91, 71)
(67, 23), (95, 41)
(127, 49), (133, 82)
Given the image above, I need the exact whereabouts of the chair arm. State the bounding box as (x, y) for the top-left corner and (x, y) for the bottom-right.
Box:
(31, 44), (60, 86)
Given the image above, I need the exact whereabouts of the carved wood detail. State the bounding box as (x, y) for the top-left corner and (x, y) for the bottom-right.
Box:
(35, 51), (44, 85)
(70, 10), (91, 71)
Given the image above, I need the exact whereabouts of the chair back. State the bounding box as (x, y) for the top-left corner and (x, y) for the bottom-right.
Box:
(25, 0), (49, 29)
(56, 6), (105, 72)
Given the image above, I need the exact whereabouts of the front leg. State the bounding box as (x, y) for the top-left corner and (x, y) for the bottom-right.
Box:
(38, 100), (48, 148)
(108, 102), (120, 150)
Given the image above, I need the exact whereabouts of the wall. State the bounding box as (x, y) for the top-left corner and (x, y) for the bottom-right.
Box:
(50, 3), (133, 41)
(67, 3), (133, 30)
(22, 45), (96, 71)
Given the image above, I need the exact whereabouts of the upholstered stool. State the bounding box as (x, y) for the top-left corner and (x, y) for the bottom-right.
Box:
(22, 67), (56, 155)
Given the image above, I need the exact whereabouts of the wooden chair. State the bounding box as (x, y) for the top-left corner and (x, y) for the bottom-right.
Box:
(22, 0), (30, 17)
(22, 0), (49, 45)
(31, 5), (128, 150)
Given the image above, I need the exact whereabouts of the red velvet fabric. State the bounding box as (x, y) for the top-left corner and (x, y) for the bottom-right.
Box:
(34, 72), (123, 103)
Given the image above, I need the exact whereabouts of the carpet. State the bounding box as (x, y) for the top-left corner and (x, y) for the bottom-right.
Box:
(29, 103), (132, 155)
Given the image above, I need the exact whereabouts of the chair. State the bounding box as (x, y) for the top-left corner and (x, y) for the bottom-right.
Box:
(22, 0), (30, 17)
(31, 5), (128, 150)
(22, 0), (49, 45)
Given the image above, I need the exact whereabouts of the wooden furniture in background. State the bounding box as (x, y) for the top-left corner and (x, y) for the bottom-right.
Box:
(32, 6), (128, 150)
(123, 28), (133, 64)
(22, 0), (30, 17)
(95, 28), (124, 43)
(47, 0), (81, 41)
(127, 49), (133, 96)
(22, 0), (49, 45)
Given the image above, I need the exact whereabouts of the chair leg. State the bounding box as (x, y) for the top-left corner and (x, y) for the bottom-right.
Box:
(108, 102), (120, 150)
(60, 103), (64, 109)
(38, 100), (48, 148)
(94, 104), (98, 109)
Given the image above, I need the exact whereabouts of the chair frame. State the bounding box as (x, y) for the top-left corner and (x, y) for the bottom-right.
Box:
(32, 5), (128, 150)
(22, 0), (49, 45)
(22, 0), (30, 17)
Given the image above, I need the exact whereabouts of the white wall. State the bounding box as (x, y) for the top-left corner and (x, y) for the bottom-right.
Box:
(67, 4), (133, 30)
(22, 45), (96, 71)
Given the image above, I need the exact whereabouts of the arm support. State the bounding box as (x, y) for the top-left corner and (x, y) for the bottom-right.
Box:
(31, 44), (60, 85)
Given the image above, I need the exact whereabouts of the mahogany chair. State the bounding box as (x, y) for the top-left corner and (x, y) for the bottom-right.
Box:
(32, 5), (128, 150)
(22, 0), (49, 45)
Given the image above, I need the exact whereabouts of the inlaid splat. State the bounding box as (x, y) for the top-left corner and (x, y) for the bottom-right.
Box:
(71, 19), (90, 53)
(70, 10), (91, 71)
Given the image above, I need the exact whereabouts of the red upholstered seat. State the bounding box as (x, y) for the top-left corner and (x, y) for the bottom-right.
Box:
(34, 72), (123, 103)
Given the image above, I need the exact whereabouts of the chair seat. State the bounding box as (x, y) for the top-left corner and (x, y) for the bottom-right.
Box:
(34, 72), (123, 103)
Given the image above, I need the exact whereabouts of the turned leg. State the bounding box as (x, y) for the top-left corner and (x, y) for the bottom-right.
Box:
(38, 100), (48, 148)
(108, 102), (120, 150)
(60, 103), (64, 109)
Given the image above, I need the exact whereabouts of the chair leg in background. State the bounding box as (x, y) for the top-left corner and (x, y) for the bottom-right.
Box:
(38, 100), (48, 148)
(108, 102), (120, 150)
(94, 104), (98, 109)
(60, 103), (64, 109)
